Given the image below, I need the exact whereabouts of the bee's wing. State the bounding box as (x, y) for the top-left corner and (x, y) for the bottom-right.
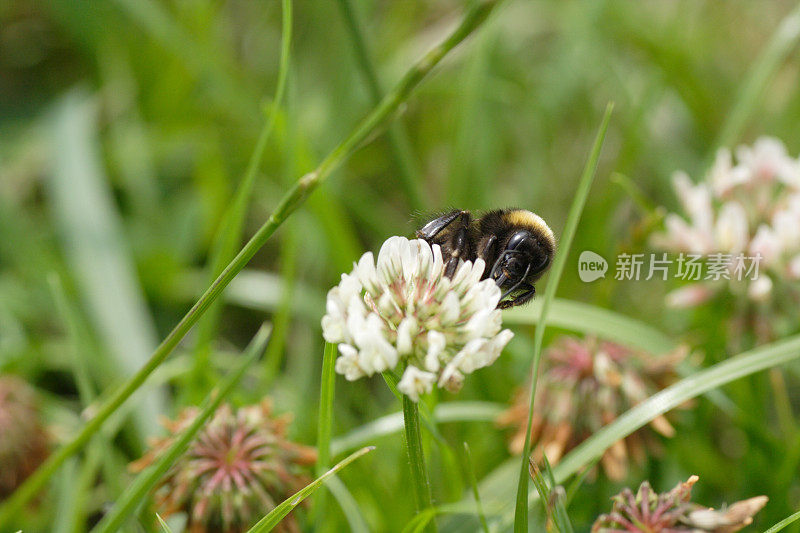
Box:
(416, 210), (468, 240)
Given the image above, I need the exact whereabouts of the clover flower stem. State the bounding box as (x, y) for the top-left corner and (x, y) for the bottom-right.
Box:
(403, 395), (437, 531)
(0, 1), (502, 522)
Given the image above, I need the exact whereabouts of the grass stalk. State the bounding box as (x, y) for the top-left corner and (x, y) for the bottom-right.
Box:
(764, 508), (800, 533)
(513, 103), (613, 532)
(246, 446), (375, 533)
(0, 1), (501, 522)
(403, 396), (436, 531)
(314, 342), (338, 527)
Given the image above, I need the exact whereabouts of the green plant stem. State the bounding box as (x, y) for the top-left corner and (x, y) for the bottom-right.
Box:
(0, 1), (501, 522)
(403, 396), (436, 531)
(513, 103), (613, 533)
(335, 0), (426, 211)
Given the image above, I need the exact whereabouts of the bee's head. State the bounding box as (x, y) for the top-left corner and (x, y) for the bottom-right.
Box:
(489, 211), (556, 295)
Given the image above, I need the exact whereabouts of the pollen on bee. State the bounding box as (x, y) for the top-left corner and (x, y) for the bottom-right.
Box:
(504, 209), (555, 245)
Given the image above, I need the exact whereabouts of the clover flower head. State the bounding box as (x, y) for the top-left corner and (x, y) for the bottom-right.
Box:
(592, 476), (767, 532)
(131, 401), (316, 533)
(498, 336), (686, 480)
(321, 236), (514, 402)
(0, 376), (49, 499)
(651, 136), (800, 309)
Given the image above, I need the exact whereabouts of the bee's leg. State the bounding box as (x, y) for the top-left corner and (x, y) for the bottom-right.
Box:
(416, 210), (469, 240)
(477, 235), (498, 278)
(444, 226), (469, 277)
(497, 283), (535, 309)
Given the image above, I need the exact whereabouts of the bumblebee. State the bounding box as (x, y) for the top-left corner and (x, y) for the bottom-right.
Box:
(416, 208), (556, 309)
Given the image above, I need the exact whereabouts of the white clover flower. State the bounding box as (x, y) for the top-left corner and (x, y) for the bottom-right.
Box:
(321, 236), (514, 401)
(651, 136), (800, 308)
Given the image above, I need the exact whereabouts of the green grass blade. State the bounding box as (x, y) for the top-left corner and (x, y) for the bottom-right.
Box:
(503, 298), (676, 354)
(715, 3), (800, 149)
(463, 443), (490, 533)
(189, 0), (293, 393)
(534, 455), (573, 533)
(314, 342), (337, 527)
(326, 476), (371, 533)
(53, 459), (79, 533)
(0, 3), (500, 520)
(317, 343), (337, 473)
(764, 508), (800, 533)
(513, 102), (614, 532)
(92, 324), (271, 533)
(156, 514), (174, 533)
(246, 446), (375, 533)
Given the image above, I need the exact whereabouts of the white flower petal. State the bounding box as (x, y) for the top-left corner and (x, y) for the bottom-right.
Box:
(748, 274), (773, 302)
(335, 344), (365, 381)
(398, 366), (436, 402)
(396, 317), (418, 355)
(714, 202), (749, 253)
(749, 225), (782, 265)
(440, 292), (461, 324)
(665, 284), (715, 308)
(424, 330), (446, 372)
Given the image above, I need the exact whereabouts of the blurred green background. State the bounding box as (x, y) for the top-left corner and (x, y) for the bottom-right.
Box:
(2, 0), (800, 531)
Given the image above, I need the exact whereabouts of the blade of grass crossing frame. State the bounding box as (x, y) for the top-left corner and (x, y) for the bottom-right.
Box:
(246, 446), (375, 533)
(156, 514), (174, 533)
(513, 103), (613, 532)
(541, 454), (573, 533)
(764, 508), (800, 533)
(188, 0), (293, 396)
(314, 342), (337, 528)
(0, 2), (502, 520)
(92, 324), (271, 533)
(326, 476), (371, 533)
